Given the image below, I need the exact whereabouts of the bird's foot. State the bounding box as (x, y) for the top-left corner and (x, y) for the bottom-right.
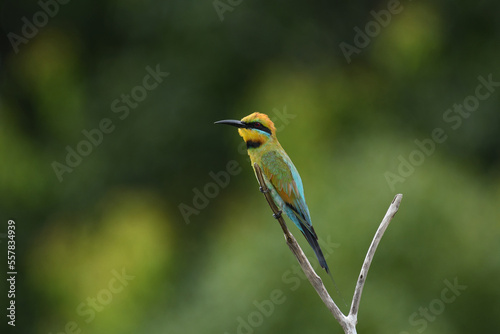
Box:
(273, 210), (283, 219)
(259, 186), (269, 194)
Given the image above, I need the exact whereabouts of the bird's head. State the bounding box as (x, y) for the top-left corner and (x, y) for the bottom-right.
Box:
(215, 112), (276, 149)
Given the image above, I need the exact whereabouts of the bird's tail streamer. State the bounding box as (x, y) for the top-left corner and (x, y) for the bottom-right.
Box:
(326, 268), (348, 310)
(301, 227), (348, 309)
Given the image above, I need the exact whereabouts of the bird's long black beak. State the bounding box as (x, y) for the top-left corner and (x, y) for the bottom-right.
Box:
(214, 119), (247, 128)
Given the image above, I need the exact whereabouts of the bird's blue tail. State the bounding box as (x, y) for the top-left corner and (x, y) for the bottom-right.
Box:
(299, 223), (329, 273)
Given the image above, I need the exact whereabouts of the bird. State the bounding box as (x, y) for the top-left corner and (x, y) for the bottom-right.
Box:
(214, 112), (330, 273)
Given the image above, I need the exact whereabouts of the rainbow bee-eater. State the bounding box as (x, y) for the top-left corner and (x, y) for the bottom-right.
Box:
(215, 112), (330, 273)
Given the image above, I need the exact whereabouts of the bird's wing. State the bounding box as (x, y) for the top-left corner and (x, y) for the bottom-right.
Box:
(260, 150), (316, 236)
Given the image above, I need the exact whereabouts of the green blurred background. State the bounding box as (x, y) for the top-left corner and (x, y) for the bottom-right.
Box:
(1, 0), (499, 333)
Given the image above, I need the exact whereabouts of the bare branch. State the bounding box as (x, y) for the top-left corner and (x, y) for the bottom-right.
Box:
(253, 162), (402, 334)
(349, 194), (403, 321)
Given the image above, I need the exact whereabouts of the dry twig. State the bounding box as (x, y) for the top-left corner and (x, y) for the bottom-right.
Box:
(253, 163), (403, 334)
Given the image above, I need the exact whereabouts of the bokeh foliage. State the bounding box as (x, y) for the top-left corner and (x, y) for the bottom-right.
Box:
(0, 0), (499, 333)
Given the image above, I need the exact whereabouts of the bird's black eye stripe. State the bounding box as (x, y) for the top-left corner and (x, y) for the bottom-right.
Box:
(245, 121), (272, 135)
